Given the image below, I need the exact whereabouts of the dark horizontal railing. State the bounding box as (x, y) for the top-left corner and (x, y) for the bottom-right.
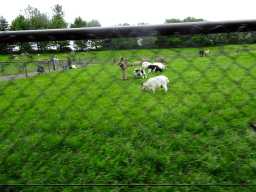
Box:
(0, 19), (256, 43)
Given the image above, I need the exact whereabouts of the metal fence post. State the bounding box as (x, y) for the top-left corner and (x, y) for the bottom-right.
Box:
(24, 61), (28, 77)
(48, 61), (50, 73)
(1, 62), (3, 74)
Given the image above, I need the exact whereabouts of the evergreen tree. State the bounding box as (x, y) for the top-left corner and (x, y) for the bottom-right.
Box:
(50, 4), (70, 52)
(0, 15), (9, 31)
(0, 16), (12, 54)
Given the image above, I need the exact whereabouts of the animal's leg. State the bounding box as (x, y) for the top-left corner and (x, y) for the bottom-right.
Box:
(139, 72), (144, 78)
(163, 85), (168, 92)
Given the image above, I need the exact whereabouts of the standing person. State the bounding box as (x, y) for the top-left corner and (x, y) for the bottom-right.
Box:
(52, 55), (59, 71)
(67, 57), (72, 69)
(199, 49), (204, 57)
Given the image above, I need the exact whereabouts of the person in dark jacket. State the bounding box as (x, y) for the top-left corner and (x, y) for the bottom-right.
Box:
(67, 57), (72, 69)
(199, 49), (204, 57)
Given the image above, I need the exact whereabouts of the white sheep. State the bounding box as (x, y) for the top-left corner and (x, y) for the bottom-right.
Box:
(141, 75), (169, 93)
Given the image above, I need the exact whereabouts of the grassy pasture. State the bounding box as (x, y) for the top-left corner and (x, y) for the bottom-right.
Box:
(1, 49), (256, 191)
(0, 43), (254, 77)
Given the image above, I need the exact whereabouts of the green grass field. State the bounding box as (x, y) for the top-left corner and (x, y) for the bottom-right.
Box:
(1, 47), (256, 191)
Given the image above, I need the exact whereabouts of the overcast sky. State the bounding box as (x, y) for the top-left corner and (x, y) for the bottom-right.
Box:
(1, 0), (256, 28)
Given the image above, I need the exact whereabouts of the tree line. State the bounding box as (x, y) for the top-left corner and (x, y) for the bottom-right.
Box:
(0, 5), (255, 54)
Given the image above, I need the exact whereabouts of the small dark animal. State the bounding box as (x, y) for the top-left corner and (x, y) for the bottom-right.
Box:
(37, 66), (45, 74)
(199, 49), (204, 57)
(148, 65), (162, 73)
(30, 56), (33, 58)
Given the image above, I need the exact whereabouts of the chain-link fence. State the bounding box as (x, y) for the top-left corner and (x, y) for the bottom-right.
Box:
(1, 49), (256, 79)
(0, 57), (98, 78)
(1, 21), (256, 192)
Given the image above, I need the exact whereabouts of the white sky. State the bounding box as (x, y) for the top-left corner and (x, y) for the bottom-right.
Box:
(1, 1), (256, 28)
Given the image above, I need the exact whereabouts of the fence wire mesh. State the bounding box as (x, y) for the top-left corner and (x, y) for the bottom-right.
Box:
(1, 22), (256, 192)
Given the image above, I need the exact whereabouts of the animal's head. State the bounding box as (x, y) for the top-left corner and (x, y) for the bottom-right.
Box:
(141, 83), (145, 90)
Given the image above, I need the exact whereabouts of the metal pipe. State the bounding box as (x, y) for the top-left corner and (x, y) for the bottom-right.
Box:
(0, 20), (256, 43)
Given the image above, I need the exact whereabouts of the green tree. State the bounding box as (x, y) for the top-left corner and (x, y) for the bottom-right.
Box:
(10, 15), (30, 30)
(182, 16), (204, 22)
(22, 5), (51, 51)
(124, 23), (139, 49)
(50, 4), (70, 52)
(87, 19), (101, 27)
(0, 16), (13, 54)
(23, 5), (49, 28)
(118, 23), (138, 50)
(9, 15), (32, 52)
(101, 38), (120, 50)
(102, 23), (138, 50)
(71, 16), (87, 28)
(155, 18), (183, 48)
(137, 22), (157, 49)
(70, 16), (87, 51)
(0, 15), (9, 31)
(178, 17), (206, 47)
(156, 16), (208, 48)
(86, 19), (103, 50)
(164, 18), (181, 23)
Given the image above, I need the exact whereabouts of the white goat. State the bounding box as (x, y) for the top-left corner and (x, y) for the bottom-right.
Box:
(205, 50), (210, 56)
(147, 65), (162, 73)
(134, 67), (147, 79)
(141, 75), (169, 93)
(152, 62), (167, 70)
(71, 65), (76, 69)
(142, 61), (152, 70)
